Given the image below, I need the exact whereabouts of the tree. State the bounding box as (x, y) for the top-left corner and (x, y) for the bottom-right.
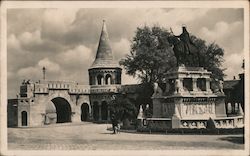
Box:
(190, 36), (225, 80)
(120, 25), (225, 83)
(109, 94), (137, 127)
(120, 25), (176, 84)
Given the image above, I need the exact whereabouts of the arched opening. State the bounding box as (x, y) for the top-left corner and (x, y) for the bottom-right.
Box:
(81, 103), (89, 121)
(97, 75), (103, 85)
(93, 102), (99, 121)
(51, 97), (72, 123)
(21, 111), (28, 126)
(101, 101), (108, 120)
(197, 78), (206, 91)
(183, 78), (193, 91)
(105, 74), (112, 85)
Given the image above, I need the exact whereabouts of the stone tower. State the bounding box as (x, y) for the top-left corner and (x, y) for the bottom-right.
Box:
(88, 20), (122, 122)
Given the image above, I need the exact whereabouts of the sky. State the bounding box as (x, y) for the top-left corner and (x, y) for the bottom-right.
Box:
(7, 8), (244, 98)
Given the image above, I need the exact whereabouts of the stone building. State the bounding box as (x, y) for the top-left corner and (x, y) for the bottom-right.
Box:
(88, 20), (122, 121)
(7, 21), (140, 127)
(223, 73), (244, 115)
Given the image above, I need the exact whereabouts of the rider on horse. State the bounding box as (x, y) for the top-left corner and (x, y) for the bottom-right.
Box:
(169, 25), (200, 67)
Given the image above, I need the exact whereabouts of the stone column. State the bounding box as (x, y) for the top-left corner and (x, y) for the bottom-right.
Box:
(101, 74), (105, 85)
(111, 73), (115, 84)
(192, 78), (198, 92)
(206, 78), (212, 92)
(179, 78), (184, 92)
(98, 104), (102, 121)
(89, 105), (93, 120)
(107, 109), (110, 121)
(95, 75), (98, 85)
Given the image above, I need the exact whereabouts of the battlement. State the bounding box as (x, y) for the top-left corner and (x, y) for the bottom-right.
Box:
(19, 79), (90, 97)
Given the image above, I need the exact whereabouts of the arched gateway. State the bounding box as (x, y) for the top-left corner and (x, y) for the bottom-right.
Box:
(81, 103), (90, 121)
(51, 97), (72, 123)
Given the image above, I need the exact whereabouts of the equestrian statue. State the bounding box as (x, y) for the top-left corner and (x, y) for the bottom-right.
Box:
(168, 25), (201, 67)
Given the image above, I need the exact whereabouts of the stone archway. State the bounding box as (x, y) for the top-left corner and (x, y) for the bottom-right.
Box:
(81, 103), (89, 121)
(21, 111), (28, 126)
(51, 97), (72, 123)
(101, 101), (108, 120)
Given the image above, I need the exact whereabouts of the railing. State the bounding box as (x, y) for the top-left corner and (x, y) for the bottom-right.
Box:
(33, 80), (90, 94)
(90, 85), (121, 93)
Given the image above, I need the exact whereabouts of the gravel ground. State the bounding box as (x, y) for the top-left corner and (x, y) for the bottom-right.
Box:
(8, 122), (244, 150)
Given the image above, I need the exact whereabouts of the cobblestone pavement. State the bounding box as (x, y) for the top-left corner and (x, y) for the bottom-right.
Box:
(8, 122), (244, 150)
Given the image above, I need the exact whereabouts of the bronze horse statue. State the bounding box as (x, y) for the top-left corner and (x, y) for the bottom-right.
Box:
(168, 26), (200, 67)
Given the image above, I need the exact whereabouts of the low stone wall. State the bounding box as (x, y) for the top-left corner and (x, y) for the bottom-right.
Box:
(146, 118), (172, 131)
(145, 116), (244, 131)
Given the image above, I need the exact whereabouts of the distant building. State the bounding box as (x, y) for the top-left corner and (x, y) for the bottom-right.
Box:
(223, 73), (244, 115)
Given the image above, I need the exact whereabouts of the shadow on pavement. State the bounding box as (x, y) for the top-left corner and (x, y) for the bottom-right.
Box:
(219, 136), (244, 144)
(100, 132), (114, 135)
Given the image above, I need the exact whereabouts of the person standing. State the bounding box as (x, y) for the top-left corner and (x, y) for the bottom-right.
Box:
(111, 113), (118, 134)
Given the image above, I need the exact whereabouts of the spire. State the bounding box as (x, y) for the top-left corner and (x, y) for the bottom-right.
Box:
(90, 20), (119, 69)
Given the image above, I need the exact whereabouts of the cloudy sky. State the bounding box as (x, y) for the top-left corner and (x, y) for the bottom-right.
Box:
(7, 8), (244, 98)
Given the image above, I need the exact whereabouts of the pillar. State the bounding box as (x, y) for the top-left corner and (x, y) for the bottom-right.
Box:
(112, 73), (116, 84)
(98, 104), (102, 121)
(192, 78), (198, 92)
(101, 74), (104, 85)
(179, 78), (184, 92)
(206, 78), (212, 92)
(103, 73), (107, 85)
(89, 105), (93, 120)
(95, 75), (98, 85)
(107, 109), (110, 121)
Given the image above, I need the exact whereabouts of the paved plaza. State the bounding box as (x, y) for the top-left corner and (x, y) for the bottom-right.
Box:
(8, 122), (244, 150)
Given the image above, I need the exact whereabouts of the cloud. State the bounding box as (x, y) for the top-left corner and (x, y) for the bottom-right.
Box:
(7, 9), (44, 35)
(223, 52), (244, 80)
(198, 20), (244, 79)
(19, 30), (42, 46)
(57, 45), (94, 66)
(17, 58), (61, 79)
(7, 34), (21, 51)
(38, 58), (61, 72)
(41, 9), (79, 44)
(199, 21), (243, 49)
(112, 38), (131, 60)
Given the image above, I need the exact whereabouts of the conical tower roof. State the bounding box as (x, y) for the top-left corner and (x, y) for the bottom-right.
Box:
(90, 20), (120, 69)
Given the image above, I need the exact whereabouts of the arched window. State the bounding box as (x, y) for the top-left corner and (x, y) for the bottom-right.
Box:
(21, 111), (28, 126)
(81, 103), (89, 121)
(97, 75), (103, 85)
(105, 74), (112, 85)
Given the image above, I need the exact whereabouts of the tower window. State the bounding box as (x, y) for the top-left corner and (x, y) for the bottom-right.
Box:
(97, 75), (103, 85)
(105, 74), (112, 85)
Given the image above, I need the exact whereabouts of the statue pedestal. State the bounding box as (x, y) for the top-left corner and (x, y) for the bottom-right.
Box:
(149, 66), (237, 130)
(171, 114), (181, 129)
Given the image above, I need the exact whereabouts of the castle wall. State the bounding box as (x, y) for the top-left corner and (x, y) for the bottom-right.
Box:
(7, 99), (18, 127)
